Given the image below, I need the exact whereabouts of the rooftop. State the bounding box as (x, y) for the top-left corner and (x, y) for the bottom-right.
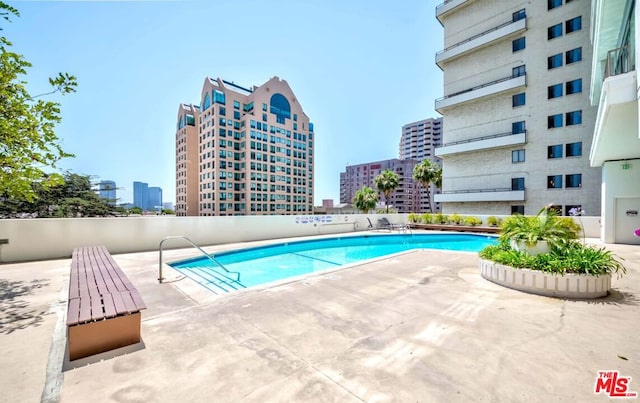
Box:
(1, 234), (639, 402)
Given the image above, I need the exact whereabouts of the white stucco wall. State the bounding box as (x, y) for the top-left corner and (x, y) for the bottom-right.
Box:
(0, 213), (600, 263)
(601, 159), (640, 243)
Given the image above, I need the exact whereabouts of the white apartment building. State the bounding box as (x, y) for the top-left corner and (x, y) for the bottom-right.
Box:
(589, 0), (640, 244)
(399, 117), (443, 212)
(434, 0), (601, 216)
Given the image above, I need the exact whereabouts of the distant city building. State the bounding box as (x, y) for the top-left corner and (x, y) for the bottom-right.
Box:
(434, 0), (600, 215)
(176, 76), (314, 216)
(339, 159), (421, 214)
(148, 187), (163, 210)
(98, 180), (116, 206)
(133, 181), (149, 210)
(163, 202), (174, 211)
(399, 117), (442, 161)
(399, 117), (443, 212)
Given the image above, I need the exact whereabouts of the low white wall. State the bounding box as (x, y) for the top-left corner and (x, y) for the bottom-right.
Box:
(0, 213), (600, 263)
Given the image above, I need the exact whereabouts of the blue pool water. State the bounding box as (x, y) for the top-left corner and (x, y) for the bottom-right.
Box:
(170, 234), (497, 294)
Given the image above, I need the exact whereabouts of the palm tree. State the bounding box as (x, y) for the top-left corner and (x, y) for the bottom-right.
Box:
(374, 169), (399, 214)
(413, 159), (442, 213)
(352, 186), (378, 214)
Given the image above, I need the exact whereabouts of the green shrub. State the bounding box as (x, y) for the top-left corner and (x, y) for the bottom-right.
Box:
(464, 216), (482, 226)
(486, 216), (502, 226)
(434, 212), (448, 224)
(450, 213), (463, 225)
(499, 207), (579, 248)
(479, 241), (626, 277)
(420, 213), (433, 224)
(408, 213), (421, 223)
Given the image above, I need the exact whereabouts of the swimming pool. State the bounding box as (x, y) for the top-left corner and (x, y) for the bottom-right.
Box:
(170, 233), (497, 294)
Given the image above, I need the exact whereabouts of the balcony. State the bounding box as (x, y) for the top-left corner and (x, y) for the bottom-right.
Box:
(590, 69), (638, 167)
(436, 0), (475, 24)
(434, 188), (526, 203)
(435, 73), (526, 113)
(436, 16), (526, 67)
(436, 131), (526, 157)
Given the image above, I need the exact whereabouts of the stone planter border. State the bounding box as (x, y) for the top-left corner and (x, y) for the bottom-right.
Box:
(479, 259), (611, 299)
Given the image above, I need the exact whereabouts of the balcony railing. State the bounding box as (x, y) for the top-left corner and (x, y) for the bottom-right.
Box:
(434, 187), (526, 202)
(436, 0), (472, 22)
(440, 130), (524, 147)
(435, 73), (526, 112)
(436, 12), (526, 65)
(604, 45), (635, 79)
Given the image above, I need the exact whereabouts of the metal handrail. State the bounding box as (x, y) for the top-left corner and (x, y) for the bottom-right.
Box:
(436, 13), (524, 55)
(438, 130), (526, 147)
(158, 235), (240, 283)
(436, 72), (526, 102)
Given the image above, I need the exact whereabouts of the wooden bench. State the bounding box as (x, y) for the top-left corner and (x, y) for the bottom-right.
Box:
(67, 246), (146, 360)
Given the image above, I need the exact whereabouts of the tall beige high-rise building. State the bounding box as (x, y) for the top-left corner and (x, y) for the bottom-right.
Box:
(434, 0), (601, 216)
(175, 77), (314, 216)
(175, 103), (200, 216)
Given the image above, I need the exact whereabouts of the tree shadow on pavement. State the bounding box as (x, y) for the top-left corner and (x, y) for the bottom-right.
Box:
(0, 278), (50, 334)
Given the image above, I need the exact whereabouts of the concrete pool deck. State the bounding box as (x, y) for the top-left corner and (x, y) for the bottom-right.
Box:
(1, 234), (639, 402)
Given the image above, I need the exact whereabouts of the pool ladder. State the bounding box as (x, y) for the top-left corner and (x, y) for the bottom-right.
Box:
(158, 235), (241, 284)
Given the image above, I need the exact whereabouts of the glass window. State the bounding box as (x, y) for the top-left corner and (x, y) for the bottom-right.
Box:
(548, 54), (563, 69)
(548, 0), (562, 9)
(512, 121), (526, 134)
(512, 37), (526, 52)
(512, 177), (525, 190)
(566, 47), (582, 64)
(548, 83), (563, 99)
(566, 174), (582, 188)
(548, 23), (563, 39)
(262, 103), (267, 111)
(512, 65), (526, 77)
(512, 149), (525, 163)
(566, 110), (582, 125)
(565, 204), (582, 216)
(565, 16), (582, 33)
(548, 144), (563, 158)
(233, 110), (240, 120)
(214, 90), (226, 104)
(548, 114), (563, 128)
(219, 106), (226, 116)
(566, 79), (582, 94)
(566, 142), (582, 157)
(547, 175), (563, 188)
(511, 205), (525, 215)
(512, 9), (526, 22)
(512, 93), (526, 107)
(233, 100), (240, 109)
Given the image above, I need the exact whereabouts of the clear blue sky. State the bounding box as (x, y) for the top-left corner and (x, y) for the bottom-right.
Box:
(10, 0), (443, 205)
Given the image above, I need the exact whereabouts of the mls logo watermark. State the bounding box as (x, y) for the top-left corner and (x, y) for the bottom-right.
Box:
(595, 371), (638, 398)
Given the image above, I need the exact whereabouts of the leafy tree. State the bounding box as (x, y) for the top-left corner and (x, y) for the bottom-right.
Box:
(0, 2), (77, 202)
(352, 186), (378, 214)
(373, 169), (399, 214)
(128, 206), (143, 215)
(412, 159), (442, 213)
(0, 172), (116, 217)
(161, 208), (175, 215)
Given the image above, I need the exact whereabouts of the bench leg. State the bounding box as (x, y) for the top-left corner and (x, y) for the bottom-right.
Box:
(68, 313), (141, 361)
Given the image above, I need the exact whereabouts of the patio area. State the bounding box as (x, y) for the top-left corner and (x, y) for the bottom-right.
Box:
(1, 235), (639, 402)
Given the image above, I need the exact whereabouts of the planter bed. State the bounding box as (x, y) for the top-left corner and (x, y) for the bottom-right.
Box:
(409, 223), (501, 234)
(479, 259), (610, 299)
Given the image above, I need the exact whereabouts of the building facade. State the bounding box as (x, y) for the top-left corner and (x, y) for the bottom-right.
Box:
(399, 117), (443, 212)
(148, 187), (163, 211)
(98, 180), (116, 206)
(339, 159), (421, 213)
(434, 0), (601, 216)
(589, 0), (639, 243)
(133, 181), (148, 210)
(175, 103), (200, 216)
(176, 76), (314, 216)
